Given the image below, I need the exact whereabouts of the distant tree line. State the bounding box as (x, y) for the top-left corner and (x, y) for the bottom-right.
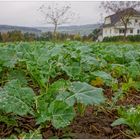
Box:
(0, 30), (95, 42)
(0, 31), (36, 42)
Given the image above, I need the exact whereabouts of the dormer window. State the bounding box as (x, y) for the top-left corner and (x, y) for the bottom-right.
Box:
(105, 17), (111, 24)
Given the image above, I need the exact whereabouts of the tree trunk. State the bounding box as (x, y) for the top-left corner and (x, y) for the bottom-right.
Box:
(53, 24), (57, 44)
(123, 24), (127, 41)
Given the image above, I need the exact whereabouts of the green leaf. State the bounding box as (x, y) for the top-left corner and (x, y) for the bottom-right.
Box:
(0, 80), (35, 115)
(128, 61), (140, 79)
(62, 62), (81, 79)
(111, 118), (127, 127)
(48, 101), (75, 128)
(92, 71), (115, 86)
(35, 94), (50, 124)
(18, 129), (42, 139)
(134, 82), (140, 91)
(47, 79), (70, 103)
(48, 79), (69, 94)
(8, 69), (27, 86)
(56, 91), (75, 106)
(114, 106), (140, 133)
(92, 71), (112, 80)
(36, 80), (70, 125)
(0, 47), (17, 68)
(57, 82), (105, 106)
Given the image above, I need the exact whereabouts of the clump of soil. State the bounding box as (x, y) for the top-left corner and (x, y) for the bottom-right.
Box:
(103, 87), (140, 106)
(41, 125), (64, 139)
(17, 116), (37, 132)
(0, 123), (14, 138)
(0, 115), (37, 138)
(117, 90), (140, 106)
(68, 106), (129, 139)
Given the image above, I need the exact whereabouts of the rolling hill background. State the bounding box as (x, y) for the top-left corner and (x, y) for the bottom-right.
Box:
(37, 24), (100, 35)
(0, 25), (41, 34)
(0, 24), (101, 35)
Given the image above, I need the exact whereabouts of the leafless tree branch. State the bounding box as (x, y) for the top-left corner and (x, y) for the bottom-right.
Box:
(39, 3), (75, 43)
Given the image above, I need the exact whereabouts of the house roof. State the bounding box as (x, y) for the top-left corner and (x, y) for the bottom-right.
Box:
(103, 8), (140, 27)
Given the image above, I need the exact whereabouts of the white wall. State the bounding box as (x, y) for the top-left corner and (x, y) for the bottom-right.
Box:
(97, 35), (103, 42)
(103, 16), (140, 38)
(103, 27), (117, 38)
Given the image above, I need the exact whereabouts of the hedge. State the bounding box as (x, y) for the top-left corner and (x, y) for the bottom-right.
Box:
(103, 35), (140, 42)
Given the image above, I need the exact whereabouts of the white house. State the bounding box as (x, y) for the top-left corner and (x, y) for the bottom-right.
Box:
(98, 8), (140, 41)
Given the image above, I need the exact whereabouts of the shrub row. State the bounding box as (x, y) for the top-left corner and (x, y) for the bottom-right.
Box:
(103, 35), (140, 42)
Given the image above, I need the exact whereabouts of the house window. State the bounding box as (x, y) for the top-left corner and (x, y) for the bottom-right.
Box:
(130, 29), (133, 33)
(119, 29), (125, 34)
(137, 30), (140, 34)
(135, 19), (138, 23)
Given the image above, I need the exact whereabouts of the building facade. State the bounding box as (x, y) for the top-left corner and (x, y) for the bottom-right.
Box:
(101, 8), (140, 40)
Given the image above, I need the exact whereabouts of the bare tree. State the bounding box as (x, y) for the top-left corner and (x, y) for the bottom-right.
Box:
(100, 1), (140, 39)
(39, 3), (75, 42)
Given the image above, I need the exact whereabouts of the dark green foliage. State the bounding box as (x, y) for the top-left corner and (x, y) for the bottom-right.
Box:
(103, 35), (140, 42)
(0, 41), (140, 138)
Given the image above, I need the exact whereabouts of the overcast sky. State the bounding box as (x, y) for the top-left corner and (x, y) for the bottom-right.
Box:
(0, 1), (107, 27)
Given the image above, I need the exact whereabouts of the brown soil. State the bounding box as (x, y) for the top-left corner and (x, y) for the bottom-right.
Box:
(68, 106), (129, 139)
(41, 106), (130, 139)
(0, 123), (14, 138)
(103, 87), (140, 106)
(0, 115), (37, 138)
(117, 90), (140, 106)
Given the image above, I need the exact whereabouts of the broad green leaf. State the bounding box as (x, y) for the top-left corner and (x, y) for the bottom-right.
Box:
(48, 101), (75, 128)
(57, 82), (105, 106)
(128, 61), (140, 79)
(0, 47), (17, 68)
(75, 45), (92, 54)
(56, 91), (75, 106)
(0, 80), (35, 115)
(62, 62), (81, 79)
(47, 79), (70, 102)
(48, 79), (69, 94)
(8, 69), (27, 86)
(36, 80), (70, 125)
(92, 71), (112, 80)
(92, 71), (115, 86)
